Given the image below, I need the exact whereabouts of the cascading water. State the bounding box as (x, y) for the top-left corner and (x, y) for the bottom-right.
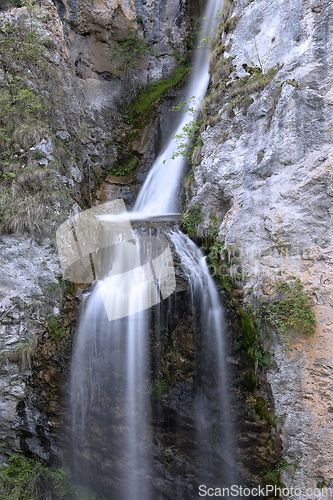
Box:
(70, 0), (238, 497)
(134, 0), (218, 215)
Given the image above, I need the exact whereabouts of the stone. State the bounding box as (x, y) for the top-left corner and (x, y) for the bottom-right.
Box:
(35, 138), (53, 160)
(302, 246), (322, 261)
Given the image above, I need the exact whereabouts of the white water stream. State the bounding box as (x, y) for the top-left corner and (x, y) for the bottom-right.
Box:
(70, 1), (237, 498)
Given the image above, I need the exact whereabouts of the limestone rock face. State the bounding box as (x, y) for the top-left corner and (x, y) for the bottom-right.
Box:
(190, 0), (333, 494)
(52, 0), (201, 109)
(0, 235), (63, 462)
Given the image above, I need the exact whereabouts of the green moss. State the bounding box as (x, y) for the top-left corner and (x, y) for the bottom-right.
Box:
(129, 66), (190, 117)
(242, 315), (256, 351)
(240, 310), (271, 369)
(244, 372), (259, 391)
(254, 397), (275, 426)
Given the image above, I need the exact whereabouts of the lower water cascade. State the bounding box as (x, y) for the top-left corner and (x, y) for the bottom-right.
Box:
(69, 0), (240, 497)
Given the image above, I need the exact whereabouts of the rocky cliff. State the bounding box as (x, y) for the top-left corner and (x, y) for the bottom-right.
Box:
(0, 0), (200, 468)
(188, 0), (333, 494)
(1, 0), (332, 496)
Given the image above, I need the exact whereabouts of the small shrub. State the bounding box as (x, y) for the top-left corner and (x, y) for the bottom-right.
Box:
(264, 457), (300, 487)
(0, 453), (105, 500)
(107, 156), (139, 177)
(109, 25), (148, 80)
(181, 205), (202, 238)
(256, 278), (316, 337)
(48, 314), (65, 343)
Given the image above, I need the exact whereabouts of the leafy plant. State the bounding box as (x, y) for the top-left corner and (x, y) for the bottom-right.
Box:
(107, 156), (139, 177)
(247, 16), (284, 75)
(198, 10), (223, 49)
(207, 214), (219, 242)
(170, 97), (203, 163)
(241, 312), (270, 370)
(264, 457), (300, 487)
(255, 279), (316, 337)
(181, 205), (202, 238)
(109, 24), (148, 80)
(12, 336), (37, 368)
(264, 458), (289, 487)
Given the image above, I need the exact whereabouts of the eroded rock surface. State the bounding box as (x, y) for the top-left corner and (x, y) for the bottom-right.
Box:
(188, 0), (333, 494)
(52, 0), (202, 109)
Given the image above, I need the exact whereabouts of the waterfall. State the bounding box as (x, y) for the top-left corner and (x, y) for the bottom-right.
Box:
(134, 0), (219, 215)
(70, 0), (238, 497)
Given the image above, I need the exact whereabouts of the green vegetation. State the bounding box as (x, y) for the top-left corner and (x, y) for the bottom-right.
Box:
(109, 24), (149, 80)
(181, 205), (202, 238)
(244, 372), (259, 392)
(128, 66), (190, 117)
(200, 215), (272, 379)
(199, 5), (284, 127)
(148, 359), (172, 401)
(253, 279), (316, 338)
(0, 0), (72, 235)
(240, 311), (270, 369)
(264, 457), (300, 487)
(107, 156), (139, 177)
(48, 314), (66, 343)
(0, 453), (104, 500)
(0, 336), (37, 369)
(11, 337), (37, 368)
(264, 459), (289, 487)
(247, 14), (284, 75)
(170, 98), (203, 163)
(198, 10), (223, 49)
(206, 237), (234, 298)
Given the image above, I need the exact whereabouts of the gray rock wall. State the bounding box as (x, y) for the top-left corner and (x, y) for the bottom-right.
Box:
(53, 0), (202, 109)
(0, 235), (62, 461)
(190, 0), (333, 495)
